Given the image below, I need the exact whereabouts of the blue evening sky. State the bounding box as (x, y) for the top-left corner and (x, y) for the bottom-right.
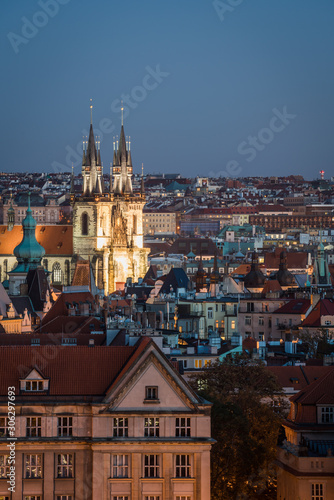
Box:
(1, 0), (334, 179)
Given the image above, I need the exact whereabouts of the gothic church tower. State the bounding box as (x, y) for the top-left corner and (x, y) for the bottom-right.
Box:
(72, 111), (149, 295)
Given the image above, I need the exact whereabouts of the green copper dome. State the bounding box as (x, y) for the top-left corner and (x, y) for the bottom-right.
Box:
(13, 193), (45, 272)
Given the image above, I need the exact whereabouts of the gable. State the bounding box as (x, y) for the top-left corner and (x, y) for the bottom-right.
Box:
(105, 350), (198, 412)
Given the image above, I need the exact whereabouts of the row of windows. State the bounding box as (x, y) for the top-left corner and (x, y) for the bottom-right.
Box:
(0, 496), (71, 500)
(0, 453), (193, 479)
(0, 497), (191, 500)
(0, 416), (192, 438)
(0, 454), (72, 479)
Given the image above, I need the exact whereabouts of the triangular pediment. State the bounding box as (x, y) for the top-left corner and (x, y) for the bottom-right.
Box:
(104, 344), (200, 412)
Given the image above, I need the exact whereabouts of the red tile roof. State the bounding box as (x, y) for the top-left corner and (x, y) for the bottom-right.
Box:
(288, 367), (334, 424)
(267, 366), (331, 393)
(301, 298), (334, 327)
(0, 225), (73, 255)
(71, 260), (91, 287)
(274, 299), (311, 315)
(0, 338), (152, 398)
(264, 249), (308, 270)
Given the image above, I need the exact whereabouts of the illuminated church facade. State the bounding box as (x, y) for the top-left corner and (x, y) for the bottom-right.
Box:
(72, 116), (149, 294)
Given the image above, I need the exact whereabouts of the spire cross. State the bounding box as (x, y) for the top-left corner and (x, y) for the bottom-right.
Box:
(121, 100), (124, 126)
(129, 136), (131, 151)
(113, 136), (115, 151)
(90, 98), (93, 124)
(141, 163), (144, 176)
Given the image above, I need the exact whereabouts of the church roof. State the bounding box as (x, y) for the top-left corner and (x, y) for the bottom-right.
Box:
(0, 225), (73, 255)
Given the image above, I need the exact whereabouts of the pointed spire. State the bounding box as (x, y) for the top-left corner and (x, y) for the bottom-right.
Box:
(117, 125), (127, 164)
(90, 98), (93, 124)
(86, 124), (97, 166)
(140, 163), (145, 197)
(97, 137), (101, 165)
(82, 136), (86, 165)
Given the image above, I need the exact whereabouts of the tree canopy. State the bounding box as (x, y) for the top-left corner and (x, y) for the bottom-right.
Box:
(191, 356), (286, 499)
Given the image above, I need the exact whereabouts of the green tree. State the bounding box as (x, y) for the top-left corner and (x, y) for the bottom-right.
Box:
(191, 357), (286, 499)
(299, 327), (334, 359)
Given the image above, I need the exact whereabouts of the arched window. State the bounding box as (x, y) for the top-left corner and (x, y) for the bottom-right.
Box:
(52, 262), (62, 284)
(81, 212), (88, 235)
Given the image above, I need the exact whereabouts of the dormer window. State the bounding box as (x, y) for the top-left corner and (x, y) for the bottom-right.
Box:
(321, 407), (334, 423)
(20, 368), (49, 392)
(25, 381), (43, 392)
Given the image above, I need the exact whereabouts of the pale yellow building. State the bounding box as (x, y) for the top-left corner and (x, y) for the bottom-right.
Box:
(143, 210), (177, 235)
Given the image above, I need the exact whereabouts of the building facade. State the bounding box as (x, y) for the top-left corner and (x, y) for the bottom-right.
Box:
(0, 338), (212, 499)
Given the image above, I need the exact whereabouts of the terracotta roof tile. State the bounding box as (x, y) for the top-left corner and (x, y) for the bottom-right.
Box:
(0, 344), (148, 397)
(0, 225), (73, 255)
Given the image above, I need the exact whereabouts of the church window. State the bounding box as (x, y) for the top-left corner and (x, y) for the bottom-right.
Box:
(81, 212), (89, 235)
(52, 262), (62, 284)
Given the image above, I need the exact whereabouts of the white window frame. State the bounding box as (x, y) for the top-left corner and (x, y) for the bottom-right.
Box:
(26, 417), (42, 438)
(56, 496), (73, 500)
(113, 417), (128, 437)
(112, 497), (129, 500)
(312, 483), (324, 500)
(112, 454), (129, 478)
(25, 380), (43, 391)
(175, 454), (191, 478)
(175, 417), (191, 437)
(0, 495), (10, 500)
(195, 359), (202, 369)
(24, 497), (42, 500)
(144, 454), (160, 478)
(144, 417), (160, 437)
(56, 454), (73, 478)
(0, 455), (10, 478)
(176, 497), (191, 500)
(144, 497), (160, 500)
(25, 454), (42, 478)
(321, 406), (334, 423)
(57, 416), (73, 437)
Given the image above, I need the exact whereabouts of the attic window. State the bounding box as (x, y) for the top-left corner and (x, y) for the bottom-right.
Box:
(321, 407), (334, 423)
(57, 242), (63, 249)
(62, 227), (67, 233)
(40, 227), (45, 233)
(144, 386), (159, 403)
(25, 380), (43, 391)
(290, 377), (299, 383)
(20, 369), (49, 392)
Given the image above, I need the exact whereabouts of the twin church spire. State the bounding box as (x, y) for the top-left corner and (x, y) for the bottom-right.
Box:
(79, 102), (142, 199)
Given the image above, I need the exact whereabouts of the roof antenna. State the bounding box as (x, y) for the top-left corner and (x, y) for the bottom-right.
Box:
(90, 98), (93, 124)
(121, 100), (124, 126)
